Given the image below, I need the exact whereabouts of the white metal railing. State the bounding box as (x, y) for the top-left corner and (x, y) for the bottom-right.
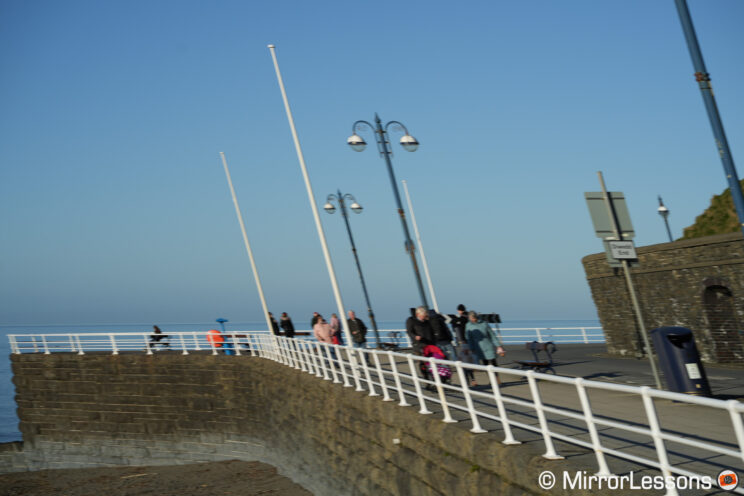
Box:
(498, 327), (604, 344)
(7, 329), (740, 495)
(6, 327), (604, 355)
(262, 335), (742, 496)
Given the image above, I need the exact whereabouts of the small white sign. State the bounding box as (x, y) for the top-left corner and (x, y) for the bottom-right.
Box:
(608, 240), (637, 259)
(685, 363), (702, 380)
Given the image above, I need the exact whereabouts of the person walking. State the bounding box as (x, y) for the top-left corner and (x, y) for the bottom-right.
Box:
(347, 310), (368, 349)
(280, 312), (295, 338)
(406, 306), (435, 383)
(330, 313), (343, 345)
(313, 317), (333, 344)
(465, 310), (505, 384)
(429, 310), (456, 361)
(450, 304), (469, 344)
(268, 312), (280, 336)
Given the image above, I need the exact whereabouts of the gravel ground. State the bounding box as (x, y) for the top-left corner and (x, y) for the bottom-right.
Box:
(0, 460), (313, 496)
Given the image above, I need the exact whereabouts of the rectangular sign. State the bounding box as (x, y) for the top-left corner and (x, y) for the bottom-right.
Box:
(585, 191), (635, 240)
(685, 363), (702, 380)
(608, 240), (637, 259)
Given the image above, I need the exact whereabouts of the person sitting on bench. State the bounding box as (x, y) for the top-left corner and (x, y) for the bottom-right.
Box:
(149, 325), (170, 351)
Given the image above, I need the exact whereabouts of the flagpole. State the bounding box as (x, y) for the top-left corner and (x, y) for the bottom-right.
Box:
(267, 44), (353, 347)
(219, 152), (274, 335)
(402, 179), (440, 312)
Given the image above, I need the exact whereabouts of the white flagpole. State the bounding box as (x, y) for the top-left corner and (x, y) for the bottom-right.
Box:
(267, 44), (353, 346)
(219, 152), (274, 335)
(401, 179), (440, 313)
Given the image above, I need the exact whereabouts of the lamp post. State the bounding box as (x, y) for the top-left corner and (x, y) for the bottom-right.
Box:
(324, 190), (381, 348)
(216, 318), (228, 333)
(657, 196), (673, 243)
(347, 114), (428, 308)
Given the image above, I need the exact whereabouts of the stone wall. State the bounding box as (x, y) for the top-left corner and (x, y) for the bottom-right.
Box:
(582, 232), (744, 363)
(4, 352), (600, 496)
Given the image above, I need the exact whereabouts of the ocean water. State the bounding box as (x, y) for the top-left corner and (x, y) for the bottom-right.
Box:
(0, 319), (600, 443)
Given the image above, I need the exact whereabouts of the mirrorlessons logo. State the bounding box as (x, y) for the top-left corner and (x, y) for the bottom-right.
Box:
(536, 469), (739, 492)
(718, 470), (738, 491)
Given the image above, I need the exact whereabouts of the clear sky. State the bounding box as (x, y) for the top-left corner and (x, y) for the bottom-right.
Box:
(1, 0), (742, 326)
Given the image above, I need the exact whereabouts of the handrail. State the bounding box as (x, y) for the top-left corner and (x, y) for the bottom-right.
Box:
(6, 326), (605, 355)
(7, 329), (740, 495)
(262, 334), (742, 496)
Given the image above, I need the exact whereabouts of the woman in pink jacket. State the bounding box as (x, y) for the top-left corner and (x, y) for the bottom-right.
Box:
(313, 317), (333, 344)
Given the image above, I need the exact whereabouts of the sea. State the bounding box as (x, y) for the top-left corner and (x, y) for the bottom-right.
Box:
(0, 319), (601, 443)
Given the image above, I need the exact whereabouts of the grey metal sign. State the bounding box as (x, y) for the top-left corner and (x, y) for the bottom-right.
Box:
(585, 192), (635, 240)
(608, 240), (637, 259)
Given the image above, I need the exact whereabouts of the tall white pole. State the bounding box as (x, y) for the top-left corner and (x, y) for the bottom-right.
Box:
(401, 179), (440, 313)
(267, 44), (352, 346)
(219, 152), (274, 334)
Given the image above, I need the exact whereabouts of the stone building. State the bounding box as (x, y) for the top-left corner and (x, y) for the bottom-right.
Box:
(582, 232), (744, 364)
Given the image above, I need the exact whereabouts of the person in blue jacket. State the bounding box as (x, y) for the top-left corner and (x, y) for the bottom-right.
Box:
(465, 311), (506, 384)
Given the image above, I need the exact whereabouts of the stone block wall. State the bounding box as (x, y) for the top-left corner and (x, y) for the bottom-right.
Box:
(4, 352), (602, 495)
(582, 232), (744, 363)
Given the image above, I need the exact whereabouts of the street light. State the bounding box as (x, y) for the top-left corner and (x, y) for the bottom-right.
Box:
(347, 114), (428, 308)
(324, 190), (381, 348)
(657, 196), (673, 243)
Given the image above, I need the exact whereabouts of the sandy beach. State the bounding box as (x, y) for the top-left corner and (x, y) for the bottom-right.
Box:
(0, 460), (313, 496)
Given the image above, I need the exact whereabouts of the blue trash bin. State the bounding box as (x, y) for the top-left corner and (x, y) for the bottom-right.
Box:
(650, 327), (711, 396)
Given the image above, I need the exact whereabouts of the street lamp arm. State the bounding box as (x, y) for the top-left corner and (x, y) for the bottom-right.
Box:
(352, 120), (375, 134)
(383, 120), (411, 136)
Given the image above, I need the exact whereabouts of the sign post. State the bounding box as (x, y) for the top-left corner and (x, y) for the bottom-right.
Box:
(585, 172), (663, 390)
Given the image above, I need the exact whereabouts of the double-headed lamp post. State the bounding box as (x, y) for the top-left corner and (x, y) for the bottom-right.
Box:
(657, 195), (673, 243)
(347, 114), (429, 308)
(324, 191), (381, 347)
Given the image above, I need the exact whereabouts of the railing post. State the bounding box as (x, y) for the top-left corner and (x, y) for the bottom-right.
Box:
(640, 387), (679, 496)
(575, 378), (611, 475)
(319, 344), (332, 381)
(454, 362), (486, 433)
(288, 339), (301, 370)
(727, 400), (744, 465)
(41, 336), (50, 355)
(535, 328), (543, 343)
(109, 334), (119, 355)
(372, 351), (392, 402)
(145, 335), (153, 355)
(31, 336), (38, 353)
(346, 347), (364, 392)
(581, 327), (589, 344)
(309, 344), (322, 377)
(9, 336), (19, 354)
(68, 335), (76, 353)
(388, 351), (410, 407)
(406, 354), (432, 415)
(360, 349), (378, 397)
(179, 334), (189, 355)
(336, 346), (351, 387)
(233, 335), (242, 357)
(526, 371), (563, 459)
(326, 345), (341, 384)
(486, 365), (520, 445)
(430, 357), (455, 423)
(75, 335), (84, 355)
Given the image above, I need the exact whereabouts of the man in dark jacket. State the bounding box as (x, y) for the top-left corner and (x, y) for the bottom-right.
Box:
(405, 306), (435, 384)
(450, 304), (469, 344)
(429, 310), (456, 361)
(347, 310), (368, 348)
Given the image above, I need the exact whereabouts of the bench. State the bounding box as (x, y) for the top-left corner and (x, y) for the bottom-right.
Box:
(515, 341), (557, 374)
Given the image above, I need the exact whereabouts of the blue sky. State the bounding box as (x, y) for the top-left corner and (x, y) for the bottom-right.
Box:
(1, 0), (742, 326)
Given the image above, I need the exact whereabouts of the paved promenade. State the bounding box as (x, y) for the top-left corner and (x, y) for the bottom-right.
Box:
(379, 343), (743, 495)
